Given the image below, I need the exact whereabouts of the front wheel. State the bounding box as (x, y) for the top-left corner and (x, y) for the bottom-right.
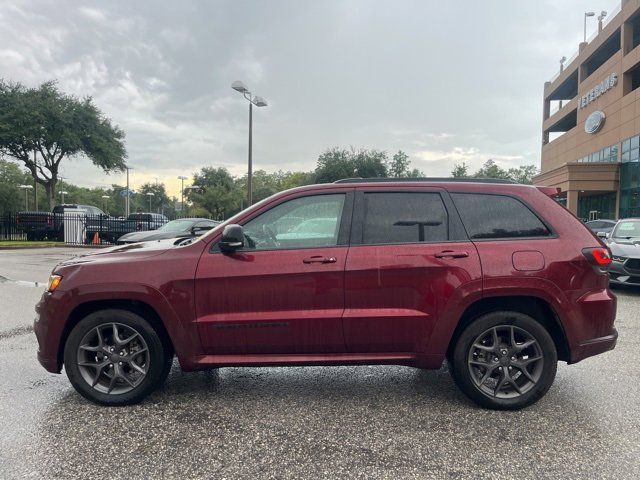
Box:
(64, 309), (172, 405)
(450, 311), (557, 410)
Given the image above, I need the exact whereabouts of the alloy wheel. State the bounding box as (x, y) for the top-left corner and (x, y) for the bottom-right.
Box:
(76, 322), (150, 395)
(467, 325), (544, 399)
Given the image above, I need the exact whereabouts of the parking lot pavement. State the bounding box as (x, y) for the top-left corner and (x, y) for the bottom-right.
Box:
(0, 248), (639, 479)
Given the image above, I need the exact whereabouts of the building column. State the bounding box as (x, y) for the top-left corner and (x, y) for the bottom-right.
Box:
(567, 190), (580, 217)
(622, 19), (633, 55)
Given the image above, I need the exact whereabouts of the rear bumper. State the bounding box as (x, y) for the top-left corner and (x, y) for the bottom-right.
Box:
(569, 329), (618, 363)
(566, 287), (617, 363)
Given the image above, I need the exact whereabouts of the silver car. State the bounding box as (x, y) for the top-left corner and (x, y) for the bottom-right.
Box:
(601, 218), (640, 287)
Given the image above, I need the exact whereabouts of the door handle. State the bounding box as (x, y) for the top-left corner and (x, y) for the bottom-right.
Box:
(434, 250), (469, 259)
(303, 256), (337, 264)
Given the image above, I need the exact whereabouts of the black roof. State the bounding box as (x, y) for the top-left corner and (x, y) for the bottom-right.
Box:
(333, 177), (518, 184)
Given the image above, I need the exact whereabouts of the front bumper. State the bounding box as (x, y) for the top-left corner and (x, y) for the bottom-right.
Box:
(609, 260), (640, 286)
(34, 290), (68, 374)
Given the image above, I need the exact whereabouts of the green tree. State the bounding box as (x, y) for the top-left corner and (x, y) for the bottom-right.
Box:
(451, 162), (469, 178)
(473, 159), (511, 180)
(389, 150), (411, 177)
(0, 80), (127, 209)
(507, 165), (539, 185)
(188, 167), (242, 219)
(0, 158), (27, 213)
(314, 147), (389, 183)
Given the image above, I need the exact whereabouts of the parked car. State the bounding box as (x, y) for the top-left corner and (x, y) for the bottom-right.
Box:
(585, 219), (617, 235)
(116, 218), (220, 244)
(17, 204), (106, 241)
(86, 212), (169, 244)
(600, 218), (640, 287)
(35, 178), (617, 410)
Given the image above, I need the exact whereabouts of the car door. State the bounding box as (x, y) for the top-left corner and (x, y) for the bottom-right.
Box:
(195, 190), (353, 355)
(343, 188), (482, 353)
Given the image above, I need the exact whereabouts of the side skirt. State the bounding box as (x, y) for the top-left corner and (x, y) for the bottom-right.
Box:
(181, 352), (444, 370)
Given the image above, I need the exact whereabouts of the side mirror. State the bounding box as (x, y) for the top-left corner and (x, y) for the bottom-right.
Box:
(190, 226), (209, 236)
(219, 224), (244, 252)
(597, 231), (609, 239)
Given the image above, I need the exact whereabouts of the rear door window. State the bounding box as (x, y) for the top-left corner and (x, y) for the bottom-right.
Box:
(361, 192), (448, 244)
(451, 193), (550, 239)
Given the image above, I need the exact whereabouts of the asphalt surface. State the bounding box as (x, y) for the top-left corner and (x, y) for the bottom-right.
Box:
(0, 247), (639, 479)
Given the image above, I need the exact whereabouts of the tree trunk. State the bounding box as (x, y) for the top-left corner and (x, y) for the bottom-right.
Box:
(44, 181), (57, 211)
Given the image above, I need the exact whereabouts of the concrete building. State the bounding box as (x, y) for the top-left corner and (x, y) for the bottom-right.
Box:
(535, 0), (640, 220)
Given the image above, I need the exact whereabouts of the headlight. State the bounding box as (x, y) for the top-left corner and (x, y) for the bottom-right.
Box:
(47, 274), (62, 292)
(612, 256), (626, 263)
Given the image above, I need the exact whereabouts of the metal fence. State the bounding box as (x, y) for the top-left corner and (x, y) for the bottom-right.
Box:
(0, 213), (169, 246)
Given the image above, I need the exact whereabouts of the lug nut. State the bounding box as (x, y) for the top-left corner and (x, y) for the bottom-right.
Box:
(110, 348), (115, 352)
(119, 361), (123, 366)
(511, 356), (516, 361)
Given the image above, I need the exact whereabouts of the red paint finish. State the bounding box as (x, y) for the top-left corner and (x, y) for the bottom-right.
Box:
(512, 250), (545, 271)
(34, 181), (617, 376)
(343, 242), (481, 352)
(195, 247), (348, 354)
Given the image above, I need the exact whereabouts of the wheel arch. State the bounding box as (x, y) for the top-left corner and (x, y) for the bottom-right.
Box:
(446, 295), (570, 362)
(58, 299), (175, 371)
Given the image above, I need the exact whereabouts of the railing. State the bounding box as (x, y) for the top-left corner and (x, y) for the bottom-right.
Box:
(547, 1), (621, 84)
(0, 213), (169, 246)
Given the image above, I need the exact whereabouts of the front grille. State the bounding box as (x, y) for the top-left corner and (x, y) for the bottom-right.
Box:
(626, 258), (640, 273)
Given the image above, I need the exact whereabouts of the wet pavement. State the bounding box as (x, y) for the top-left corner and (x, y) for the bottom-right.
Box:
(0, 248), (639, 479)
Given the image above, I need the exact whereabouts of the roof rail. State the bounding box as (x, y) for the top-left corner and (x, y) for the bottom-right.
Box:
(333, 177), (518, 184)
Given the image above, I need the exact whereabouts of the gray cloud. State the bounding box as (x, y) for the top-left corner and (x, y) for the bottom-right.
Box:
(0, 0), (602, 194)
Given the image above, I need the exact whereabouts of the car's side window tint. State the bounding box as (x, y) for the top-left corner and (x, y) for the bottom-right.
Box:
(451, 193), (550, 239)
(362, 192), (448, 244)
(242, 194), (345, 250)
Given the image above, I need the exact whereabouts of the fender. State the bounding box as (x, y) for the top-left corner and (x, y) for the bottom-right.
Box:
(55, 281), (202, 369)
(425, 276), (577, 358)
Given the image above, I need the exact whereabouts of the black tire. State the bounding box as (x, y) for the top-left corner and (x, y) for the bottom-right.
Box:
(450, 311), (557, 410)
(64, 309), (172, 406)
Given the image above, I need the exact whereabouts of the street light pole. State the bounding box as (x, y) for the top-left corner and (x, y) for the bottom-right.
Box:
(232, 80), (268, 207)
(19, 185), (33, 210)
(101, 195), (110, 213)
(124, 166), (134, 217)
(59, 191), (68, 203)
(178, 176), (187, 217)
(248, 100), (253, 207)
(146, 192), (154, 212)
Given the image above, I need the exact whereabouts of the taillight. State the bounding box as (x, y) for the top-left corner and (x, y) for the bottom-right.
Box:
(582, 247), (612, 273)
(47, 215), (53, 226)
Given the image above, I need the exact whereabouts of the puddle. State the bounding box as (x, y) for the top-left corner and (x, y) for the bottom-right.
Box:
(0, 275), (44, 288)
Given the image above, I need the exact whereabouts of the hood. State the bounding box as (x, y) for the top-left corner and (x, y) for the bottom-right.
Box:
(608, 239), (640, 257)
(57, 238), (181, 267)
(119, 230), (189, 243)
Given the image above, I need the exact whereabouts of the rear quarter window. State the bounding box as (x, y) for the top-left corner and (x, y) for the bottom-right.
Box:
(451, 193), (550, 240)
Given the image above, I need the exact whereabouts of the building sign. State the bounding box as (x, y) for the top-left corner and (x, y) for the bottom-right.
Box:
(578, 72), (617, 109)
(585, 110), (606, 134)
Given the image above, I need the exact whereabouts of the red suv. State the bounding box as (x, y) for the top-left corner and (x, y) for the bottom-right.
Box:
(34, 179), (617, 409)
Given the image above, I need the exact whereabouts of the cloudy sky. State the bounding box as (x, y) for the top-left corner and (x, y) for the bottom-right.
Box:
(0, 0), (615, 196)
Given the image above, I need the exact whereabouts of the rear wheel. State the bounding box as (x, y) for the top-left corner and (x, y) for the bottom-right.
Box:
(450, 311), (557, 410)
(64, 309), (172, 406)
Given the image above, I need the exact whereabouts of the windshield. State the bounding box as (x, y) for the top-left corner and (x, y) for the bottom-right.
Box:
(157, 220), (193, 232)
(612, 220), (640, 239)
